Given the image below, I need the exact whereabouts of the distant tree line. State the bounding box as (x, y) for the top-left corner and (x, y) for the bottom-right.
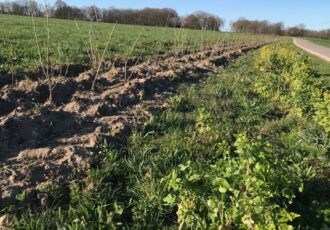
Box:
(231, 18), (330, 39)
(0, 0), (329, 38)
(0, 0), (224, 31)
(181, 12), (224, 30)
(0, 0), (42, 16)
(304, 29), (330, 40)
(231, 19), (284, 35)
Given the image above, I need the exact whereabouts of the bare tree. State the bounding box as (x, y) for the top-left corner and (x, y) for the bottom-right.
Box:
(182, 14), (201, 29)
(231, 18), (284, 35)
(182, 12), (224, 31)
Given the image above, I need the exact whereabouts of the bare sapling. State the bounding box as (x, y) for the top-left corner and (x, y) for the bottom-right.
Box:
(225, 32), (230, 47)
(144, 23), (170, 79)
(216, 33), (222, 48)
(238, 35), (242, 46)
(57, 44), (69, 78)
(45, 2), (51, 102)
(153, 29), (167, 62)
(88, 25), (98, 70)
(124, 31), (142, 82)
(30, 1), (71, 104)
(154, 13), (171, 61)
(172, 26), (187, 59)
(198, 29), (206, 61)
(177, 28), (182, 51)
(173, 26), (183, 53)
(31, 0), (54, 104)
(179, 28), (184, 51)
(84, 6), (118, 91)
(74, 19), (87, 60)
(90, 23), (117, 90)
(11, 69), (14, 86)
(180, 28), (189, 52)
(8, 46), (16, 87)
(210, 28), (217, 58)
(173, 27), (179, 52)
(199, 29), (205, 51)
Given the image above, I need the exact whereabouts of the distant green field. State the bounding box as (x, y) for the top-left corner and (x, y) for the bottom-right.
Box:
(0, 14), (270, 74)
(308, 53), (330, 89)
(295, 40), (330, 87)
(309, 53), (330, 78)
(307, 37), (330, 48)
(291, 38), (330, 87)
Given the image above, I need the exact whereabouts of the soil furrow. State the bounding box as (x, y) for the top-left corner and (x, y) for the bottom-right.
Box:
(0, 42), (265, 206)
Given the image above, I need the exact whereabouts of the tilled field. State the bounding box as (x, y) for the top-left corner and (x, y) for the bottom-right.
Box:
(0, 42), (265, 206)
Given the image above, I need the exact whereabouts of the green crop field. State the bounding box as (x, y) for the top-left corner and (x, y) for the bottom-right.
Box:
(0, 14), (269, 74)
(307, 50), (330, 87)
(295, 39), (330, 87)
(307, 37), (330, 48)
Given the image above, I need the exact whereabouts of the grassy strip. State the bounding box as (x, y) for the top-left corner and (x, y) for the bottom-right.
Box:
(306, 51), (330, 88)
(307, 37), (330, 48)
(294, 42), (330, 91)
(6, 43), (330, 229)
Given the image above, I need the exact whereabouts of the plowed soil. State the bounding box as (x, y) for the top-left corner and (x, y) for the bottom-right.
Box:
(0, 42), (264, 206)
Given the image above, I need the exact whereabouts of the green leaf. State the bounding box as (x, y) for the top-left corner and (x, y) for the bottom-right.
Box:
(219, 187), (227, 193)
(179, 163), (190, 171)
(188, 174), (202, 182)
(214, 178), (231, 193)
(278, 224), (294, 230)
(163, 194), (176, 204)
(278, 209), (300, 223)
(207, 198), (216, 209)
(15, 191), (26, 201)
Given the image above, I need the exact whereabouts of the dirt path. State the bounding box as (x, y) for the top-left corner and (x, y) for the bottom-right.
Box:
(293, 38), (330, 62)
(0, 42), (266, 207)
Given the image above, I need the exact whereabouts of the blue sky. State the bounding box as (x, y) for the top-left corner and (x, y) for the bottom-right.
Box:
(42, 0), (329, 30)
